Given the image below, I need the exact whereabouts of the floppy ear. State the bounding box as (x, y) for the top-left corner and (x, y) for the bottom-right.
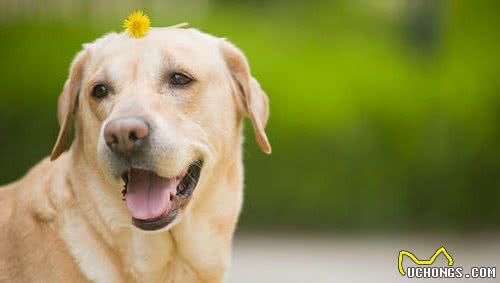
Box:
(50, 50), (88, 161)
(219, 40), (272, 154)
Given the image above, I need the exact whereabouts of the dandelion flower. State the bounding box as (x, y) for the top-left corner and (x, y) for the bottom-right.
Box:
(123, 11), (150, 38)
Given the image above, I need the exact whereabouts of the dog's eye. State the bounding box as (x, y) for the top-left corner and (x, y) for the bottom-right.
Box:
(169, 72), (193, 86)
(91, 84), (109, 99)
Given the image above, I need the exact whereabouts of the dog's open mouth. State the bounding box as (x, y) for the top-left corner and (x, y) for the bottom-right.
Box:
(121, 160), (203, 231)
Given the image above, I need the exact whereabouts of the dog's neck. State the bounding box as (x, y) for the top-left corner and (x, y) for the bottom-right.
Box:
(53, 145), (242, 282)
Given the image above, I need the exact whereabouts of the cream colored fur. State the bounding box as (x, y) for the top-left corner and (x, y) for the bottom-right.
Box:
(0, 27), (270, 283)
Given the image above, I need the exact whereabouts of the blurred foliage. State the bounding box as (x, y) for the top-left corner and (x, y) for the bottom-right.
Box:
(1, 0), (500, 232)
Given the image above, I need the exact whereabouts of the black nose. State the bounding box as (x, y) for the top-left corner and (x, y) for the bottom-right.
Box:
(104, 117), (149, 155)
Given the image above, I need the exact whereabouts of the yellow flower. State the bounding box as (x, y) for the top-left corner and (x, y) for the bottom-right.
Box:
(123, 10), (150, 38)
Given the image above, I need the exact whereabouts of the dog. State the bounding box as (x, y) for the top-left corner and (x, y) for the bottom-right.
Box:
(0, 27), (271, 283)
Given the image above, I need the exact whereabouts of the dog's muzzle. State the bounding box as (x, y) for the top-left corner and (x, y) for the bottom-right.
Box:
(102, 116), (203, 231)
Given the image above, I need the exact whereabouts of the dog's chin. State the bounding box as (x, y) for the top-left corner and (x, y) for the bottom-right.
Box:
(119, 160), (203, 231)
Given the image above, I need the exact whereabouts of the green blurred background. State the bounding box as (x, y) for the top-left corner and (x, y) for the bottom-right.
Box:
(1, 0), (499, 234)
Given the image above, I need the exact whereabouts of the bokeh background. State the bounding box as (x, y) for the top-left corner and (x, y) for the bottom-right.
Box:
(1, 0), (499, 282)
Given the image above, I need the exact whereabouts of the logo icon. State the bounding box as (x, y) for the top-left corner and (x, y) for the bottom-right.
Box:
(398, 247), (454, 276)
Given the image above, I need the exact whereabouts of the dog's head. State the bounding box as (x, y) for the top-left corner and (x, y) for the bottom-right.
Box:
(50, 27), (270, 231)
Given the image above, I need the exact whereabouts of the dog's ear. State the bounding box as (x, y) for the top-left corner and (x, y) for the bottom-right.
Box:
(219, 40), (271, 154)
(50, 50), (88, 161)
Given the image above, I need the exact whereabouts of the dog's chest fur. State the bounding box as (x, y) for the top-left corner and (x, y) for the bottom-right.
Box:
(59, 209), (212, 283)
(53, 165), (238, 283)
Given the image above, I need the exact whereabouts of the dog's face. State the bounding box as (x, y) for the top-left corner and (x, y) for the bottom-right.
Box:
(50, 28), (271, 231)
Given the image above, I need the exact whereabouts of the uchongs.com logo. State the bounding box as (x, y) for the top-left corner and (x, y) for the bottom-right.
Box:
(398, 247), (496, 279)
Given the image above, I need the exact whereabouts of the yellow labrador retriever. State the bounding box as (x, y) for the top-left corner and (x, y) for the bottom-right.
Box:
(0, 27), (270, 282)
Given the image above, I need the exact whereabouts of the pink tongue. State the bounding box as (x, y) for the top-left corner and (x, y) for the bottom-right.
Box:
(125, 169), (181, 220)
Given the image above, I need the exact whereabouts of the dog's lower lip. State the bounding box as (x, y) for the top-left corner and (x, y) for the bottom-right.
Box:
(132, 209), (178, 231)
